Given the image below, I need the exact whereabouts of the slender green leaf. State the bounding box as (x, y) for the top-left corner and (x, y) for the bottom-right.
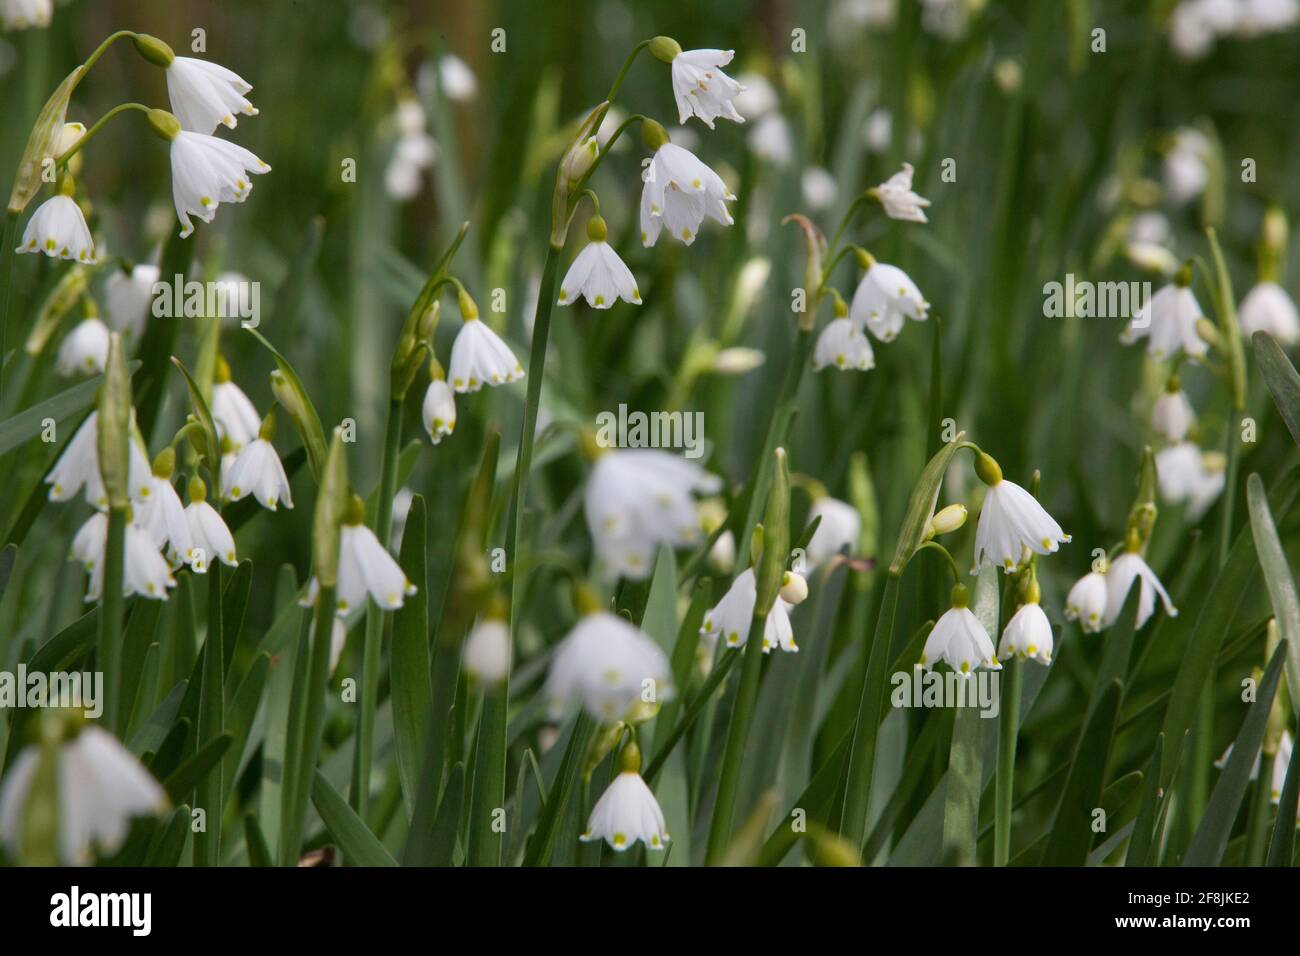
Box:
(310, 770), (398, 867)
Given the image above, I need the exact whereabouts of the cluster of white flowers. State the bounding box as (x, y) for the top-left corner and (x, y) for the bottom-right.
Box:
(385, 96), (437, 202)
(1170, 0), (1299, 61)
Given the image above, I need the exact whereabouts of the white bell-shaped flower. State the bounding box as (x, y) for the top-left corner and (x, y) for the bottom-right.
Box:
(584, 447), (722, 580)
(971, 453), (1070, 573)
(225, 438), (292, 511)
(16, 194), (97, 263)
(184, 478), (237, 573)
(699, 567), (799, 654)
(920, 586), (1000, 675)
(422, 376), (456, 444)
(55, 317), (110, 376)
(1104, 547), (1177, 629)
(814, 316), (875, 371)
(1064, 569), (1108, 633)
(1239, 281), (1300, 345)
(0, 724), (167, 864)
(135, 454), (195, 567)
(448, 315), (523, 393)
(667, 46), (744, 129)
(1156, 441), (1225, 520)
(1122, 278), (1207, 360)
(1152, 383), (1195, 442)
(166, 126), (270, 238)
(849, 255), (929, 343)
(580, 742), (669, 851)
(0, 0), (52, 31)
(105, 263), (161, 338)
(998, 585), (1053, 665)
(873, 162), (930, 223)
(639, 137), (735, 248)
(1216, 731), (1293, 804)
(463, 617), (511, 685)
(166, 56), (258, 134)
(330, 497), (417, 614)
(805, 496), (861, 569)
(557, 216), (641, 309)
(544, 610), (673, 721)
(45, 411), (152, 509)
(210, 358), (260, 451)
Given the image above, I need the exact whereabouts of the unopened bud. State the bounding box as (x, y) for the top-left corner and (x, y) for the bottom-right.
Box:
(780, 571), (808, 605)
(926, 504), (968, 539)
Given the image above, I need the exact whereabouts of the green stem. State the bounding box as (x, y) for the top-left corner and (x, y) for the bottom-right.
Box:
(523, 711), (596, 866)
(705, 614), (767, 864)
(97, 507), (126, 732)
(1244, 752), (1275, 866)
(643, 649), (739, 784)
(350, 398), (403, 817)
(994, 655), (1023, 866)
(0, 211), (18, 400)
(467, 684), (508, 865)
(283, 585), (336, 864)
(195, 561), (224, 866)
(827, 195), (873, 264)
(57, 102), (153, 166)
(80, 30), (137, 76)
(839, 571), (901, 846)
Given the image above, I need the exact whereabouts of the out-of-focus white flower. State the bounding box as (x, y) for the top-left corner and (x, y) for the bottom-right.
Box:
(920, 587), (1000, 675)
(335, 516), (416, 614)
(1122, 280), (1208, 361)
(545, 611), (673, 721)
(448, 316), (523, 392)
(709, 529), (736, 573)
(972, 453), (1070, 573)
(225, 437), (293, 511)
(667, 47), (744, 128)
(581, 756), (669, 851)
(1156, 442), (1224, 520)
(166, 56), (258, 134)
(801, 166), (838, 211)
(1126, 241), (1179, 276)
(640, 140), (736, 248)
(747, 114), (793, 166)
(56, 317), (110, 376)
(873, 162), (930, 223)
(0, 724), (167, 864)
(211, 366), (261, 451)
(1170, 0), (1218, 59)
(814, 316), (875, 371)
(104, 263), (160, 338)
(1239, 0), (1300, 33)
(16, 195), (96, 263)
(0, 0), (51, 32)
(45, 411), (152, 509)
(1163, 128), (1209, 206)
(136, 470), (194, 568)
(700, 568), (799, 654)
(998, 592), (1054, 665)
(1065, 569), (1108, 633)
(1216, 731), (1293, 803)
(585, 448), (722, 580)
(863, 108), (892, 153)
(1130, 211), (1171, 245)
(74, 512), (175, 602)
(1239, 281), (1300, 345)
(557, 217), (641, 308)
(805, 496), (861, 569)
(733, 72), (778, 119)
(167, 128), (270, 238)
(849, 256), (928, 343)
(711, 347), (765, 375)
(920, 0), (974, 39)
(437, 53), (478, 101)
(384, 97), (437, 202)
(780, 570), (809, 605)
(463, 617), (511, 685)
(184, 482), (237, 574)
(1152, 383), (1195, 442)
(1105, 549), (1177, 629)
(836, 0), (898, 30)
(422, 377), (456, 444)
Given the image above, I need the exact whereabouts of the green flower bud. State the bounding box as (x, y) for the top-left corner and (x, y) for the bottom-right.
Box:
(561, 136), (599, 187)
(458, 287), (479, 320)
(258, 406), (277, 442)
(754, 448), (790, 616)
(152, 446), (176, 479)
(574, 581), (603, 617)
(1174, 262), (1193, 288)
(648, 36), (683, 63)
(8, 67), (81, 214)
(344, 492), (366, 526)
(974, 452), (1003, 486)
(618, 737), (643, 773)
(312, 428), (350, 588)
(587, 214), (608, 243)
(641, 118), (670, 152)
(950, 583), (970, 609)
(96, 333), (133, 510)
(132, 33), (176, 67)
(145, 108), (182, 142)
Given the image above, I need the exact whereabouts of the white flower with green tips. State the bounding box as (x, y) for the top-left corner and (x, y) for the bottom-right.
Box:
(580, 742), (669, 852)
(654, 39), (745, 129)
(448, 315), (523, 392)
(873, 162), (930, 223)
(700, 567), (799, 654)
(16, 195), (97, 263)
(1239, 280), (1299, 345)
(545, 609), (673, 721)
(971, 452), (1070, 573)
(1064, 569), (1108, 633)
(55, 317), (110, 376)
(920, 585), (1000, 675)
(558, 215), (641, 309)
(166, 56), (259, 134)
(422, 376), (456, 443)
(639, 126), (735, 248)
(849, 253), (929, 343)
(184, 479), (237, 573)
(814, 316), (875, 371)
(998, 584), (1054, 665)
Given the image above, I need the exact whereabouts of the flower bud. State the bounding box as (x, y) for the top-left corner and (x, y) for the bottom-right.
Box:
(562, 136), (599, 186)
(145, 108), (182, 142)
(312, 428), (350, 588)
(648, 36), (683, 63)
(974, 452), (1002, 486)
(96, 333), (132, 510)
(641, 118), (670, 152)
(780, 571), (808, 605)
(151, 446), (175, 480)
(926, 504), (968, 539)
(131, 33), (176, 67)
(9, 67), (80, 214)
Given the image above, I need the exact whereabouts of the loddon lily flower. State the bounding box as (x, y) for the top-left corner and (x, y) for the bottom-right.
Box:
(165, 55), (259, 134)
(872, 162), (931, 223)
(448, 289), (523, 393)
(849, 251), (929, 343)
(16, 193), (97, 263)
(422, 374), (457, 444)
(303, 494), (416, 614)
(1155, 441), (1225, 520)
(920, 584), (1001, 675)
(971, 452), (1070, 574)
(0, 722), (168, 865)
(184, 477), (238, 572)
(135, 450), (194, 567)
(1238, 281), (1300, 345)
(650, 37), (745, 129)
(584, 446), (722, 580)
(463, 616), (511, 685)
(224, 411), (293, 510)
(105, 263), (161, 338)
(211, 356), (261, 451)
(814, 314), (875, 372)
(1065, 568), (1108, 633)
(700, 567), (799, 653)
(805, 495), (862, 569)
(55, 317), (110, 376)
(1104, 539), (1177, 629)
(998, 582), (1054, 665)
(1121, 269), (1207, 360)
(580, 740), (669, 851)
(639, 121), (735, 248)
(70, 511), (176, 602)
(1216, 731), (1293, 805)
(545, 609), (673, 722)
(45, 411), (152, 509)
(1152, 379), (1195, 443)
(0, 0), (52, 31)
(558, 215), (641, 309)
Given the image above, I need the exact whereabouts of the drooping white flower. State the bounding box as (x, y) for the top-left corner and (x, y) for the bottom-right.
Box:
(1064, 570), (1108, 633)
(849, 257), (929, 343)
(422, 377), (456, 444)
(1216, 732), (1293, 804)
(136, 473), (194, 567)
(1105, 550), (1177, 629)
(437, 53), (478, 101)
(332, 509), (416, 614)
(558, 217), (641, 309)
(69, 511), (107, 572)
(184, 480), (237, 573)
(166, 128), (270, 238)
(0, 724), (167, 864)
(668, 47), (744, 128)
(920, 589), (1000, 675)
(1152, 385), (1195, 442)
(971, 454), (1070, 573)
(1122, 280), (1208, 360)
(733, 72), (778, 119)
(780, 570), (809, 605)
(463, 618), (511, 685)
(1156, 442), (1225, 519)
(700, 568), (799, 654)
(0, 0), (52, 31)
(1239, 0), (1300, 33)
(55, 317), (110, 376)
(104, 263), (161, 338)
(448, 316), (523, 392)
(165, 56), (258, 134)
(16, 194), (97, 263)
(123, 521), (178, 600)
(801, 166), (838, 211)
(1239, 281), (1300, 345)
(814, 316), (875, 372)
(581, 765), (670, 851)
(1162, 128), (1209, 205)
(747, 113), (794, 166)
(640, 140), (735, 248)
(873, 162), (930, 223)
(584, 448), (722, 580)
(805, 496), (861, 569)
(1169, 0), (1218, 59)
(225, 437), (293, 510)
(45, 411), (152, 509)
(998, 595), (1054, 665)
(545, 611), (673, 721)
(385, 98), (437, 202)
(709, 529), (736, 573)
(210, 363), (260, 451)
